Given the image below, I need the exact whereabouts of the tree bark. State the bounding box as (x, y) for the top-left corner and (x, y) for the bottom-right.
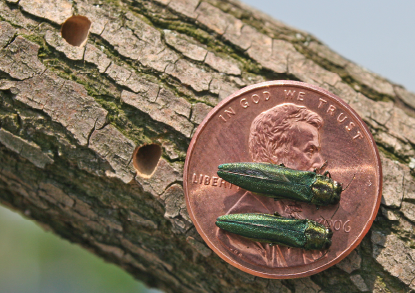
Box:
(0, 0), (414, 292)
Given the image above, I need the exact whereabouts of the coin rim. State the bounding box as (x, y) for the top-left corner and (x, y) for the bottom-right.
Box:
(184, 80), (382, 279)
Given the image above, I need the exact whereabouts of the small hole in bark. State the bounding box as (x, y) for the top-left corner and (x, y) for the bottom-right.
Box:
(133, 144), (162, 178)
(61, 15), (91, 47)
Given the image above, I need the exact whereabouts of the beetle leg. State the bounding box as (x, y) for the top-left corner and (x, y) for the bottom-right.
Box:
(317, 160), (328, 173)
(320, 215), (330, 228)
(323, 171), (331, 178)
(315, 248), (330, 262)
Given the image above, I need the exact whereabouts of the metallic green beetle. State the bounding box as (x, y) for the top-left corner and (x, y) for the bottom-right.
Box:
(217, 162), (343, 206)
(216, 213), (332, 250)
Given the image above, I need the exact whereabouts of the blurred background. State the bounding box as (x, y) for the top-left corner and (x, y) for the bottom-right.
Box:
(1, 1), (414, 292)
(242, 0), (415, 92)
(0, 205), (159, 293)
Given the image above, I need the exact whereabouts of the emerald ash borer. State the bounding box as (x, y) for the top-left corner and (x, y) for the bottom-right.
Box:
(217, 162), (343, 206)
(216, 213), (332, 250)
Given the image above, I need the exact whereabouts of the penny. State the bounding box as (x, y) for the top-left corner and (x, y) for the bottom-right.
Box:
(184, 81), (382, 279)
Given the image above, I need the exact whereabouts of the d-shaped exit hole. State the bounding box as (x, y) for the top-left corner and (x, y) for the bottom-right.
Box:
(133, 144), (162, 178)
(61, 15), (91, 47)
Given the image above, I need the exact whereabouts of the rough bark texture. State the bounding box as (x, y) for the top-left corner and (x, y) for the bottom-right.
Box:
(0, 0), (414, 292)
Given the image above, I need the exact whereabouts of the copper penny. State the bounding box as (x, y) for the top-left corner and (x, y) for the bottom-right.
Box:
(184, 81), (382, 279)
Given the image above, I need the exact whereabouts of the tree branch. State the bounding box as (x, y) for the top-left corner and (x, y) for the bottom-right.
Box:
(0, 0), (414, 292)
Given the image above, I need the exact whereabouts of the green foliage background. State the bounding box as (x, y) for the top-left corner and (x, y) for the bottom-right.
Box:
(0, 205), (159, 293)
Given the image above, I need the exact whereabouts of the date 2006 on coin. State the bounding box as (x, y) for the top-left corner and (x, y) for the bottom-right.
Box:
(184, 81), (382, 279)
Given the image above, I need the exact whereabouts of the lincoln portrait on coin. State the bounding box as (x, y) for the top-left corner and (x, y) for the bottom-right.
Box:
(216, 103), (326, 268)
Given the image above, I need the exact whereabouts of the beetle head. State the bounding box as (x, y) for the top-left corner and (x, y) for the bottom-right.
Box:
(323, 228), (333, 250)
(332, 180), (342, 203)
(304, 221), (333, 250)
(311, 175), (342, 205)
